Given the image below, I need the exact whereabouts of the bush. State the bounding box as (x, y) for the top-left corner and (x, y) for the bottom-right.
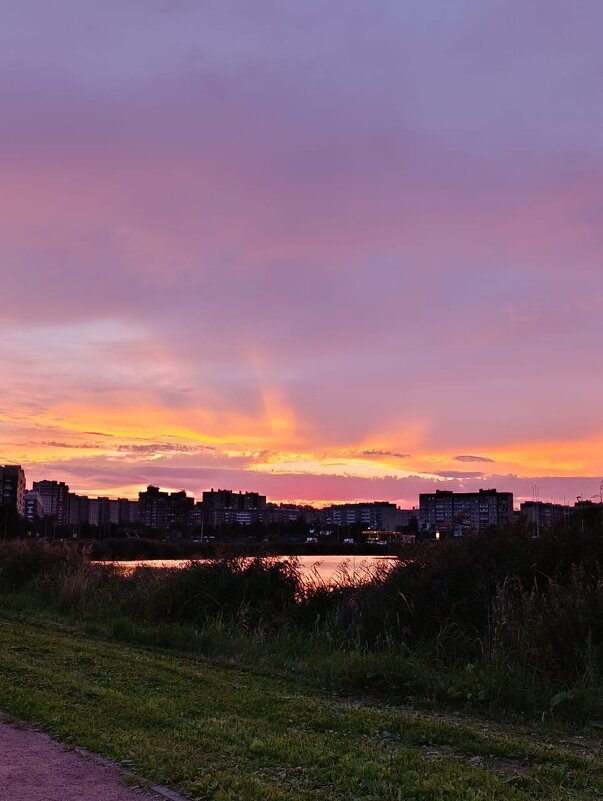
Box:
(0, 540), (83, 591)
(491, 561), (603, 680)
(124, 557), (303, 628)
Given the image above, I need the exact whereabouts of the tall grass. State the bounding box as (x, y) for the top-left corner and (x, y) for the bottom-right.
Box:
(0, 528), (601, 719)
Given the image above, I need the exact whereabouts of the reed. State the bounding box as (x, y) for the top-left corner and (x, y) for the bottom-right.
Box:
(1, 527), (601, 720)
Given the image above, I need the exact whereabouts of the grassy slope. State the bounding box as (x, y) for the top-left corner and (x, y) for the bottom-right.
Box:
(0, 618), (601, 801)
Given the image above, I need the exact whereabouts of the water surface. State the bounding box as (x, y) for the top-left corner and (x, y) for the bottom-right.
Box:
(104, 554), (397, 585)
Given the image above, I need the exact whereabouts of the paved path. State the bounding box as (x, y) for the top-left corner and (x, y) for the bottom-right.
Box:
(0, 721), (184, 801)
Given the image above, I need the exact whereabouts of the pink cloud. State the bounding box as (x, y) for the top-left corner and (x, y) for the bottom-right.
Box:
(2, 2), (603, 500)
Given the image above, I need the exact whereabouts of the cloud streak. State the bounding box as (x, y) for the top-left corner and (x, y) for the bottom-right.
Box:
(454, 455), (496, 464)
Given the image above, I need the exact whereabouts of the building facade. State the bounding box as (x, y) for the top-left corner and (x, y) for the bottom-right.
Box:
(138, 486), (194, 529)
(32, 480), (71, 525)
(138, 486), (169, 529)
(68, 493), (91, 525)
(264, 504), (319, 525)
(520, 501), (567, 531)
(419, 489), (514, 535)
(201, 489), (267, 527)
(24, 490), (44, 522)
(321, 502), (404, 531)
(0, 465), (27, 517)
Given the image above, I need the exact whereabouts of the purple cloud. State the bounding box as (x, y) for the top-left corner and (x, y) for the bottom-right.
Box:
(1, 2), (602, 502)
(454, 455), (496, 464)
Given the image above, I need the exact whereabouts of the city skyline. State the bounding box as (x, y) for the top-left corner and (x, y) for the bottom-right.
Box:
(2, 2), (603, 508)
(7, 463), (603, 515)
(9, 465), (597, 536)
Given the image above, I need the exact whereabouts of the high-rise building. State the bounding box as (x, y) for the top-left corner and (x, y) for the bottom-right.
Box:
(24, 490), (44, 522)
(66, 493), (139, 527)
(68, 493), (90, 525)
(138, 486), (168, 528)
(165, 491), (194, 528)
(202, 489), (266, 511)
(264, 504), (318, 525)
(419, 489), (514, 535)
(32, 480), (70, 525)
(322, 502), (403, 531)
(89, 497), (112, 527)
(138, 486), (194, 529)
(0, 465), (26, 517)
(116, 498), (139, 525)
(201, 488), (267, 527)
(520, 501), (568, 531)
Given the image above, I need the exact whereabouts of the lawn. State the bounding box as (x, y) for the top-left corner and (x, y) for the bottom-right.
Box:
(0, 617), (601, 800)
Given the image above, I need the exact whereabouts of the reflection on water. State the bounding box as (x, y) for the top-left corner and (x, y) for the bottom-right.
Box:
(101, 554), (398, 586)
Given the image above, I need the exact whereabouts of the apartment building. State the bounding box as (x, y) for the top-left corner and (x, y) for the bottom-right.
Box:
(24, 490), (44, 522)
(520, 501), (568, 531)
(0, 465), (26, 517)
(138, 485), (194, 529)
(202, 488), (267, 527)
(321, 502), (404, 531)
(419, 489), (514, 535)
(32, 480), (71, 525)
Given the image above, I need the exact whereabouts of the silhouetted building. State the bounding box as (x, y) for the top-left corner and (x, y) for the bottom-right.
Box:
(202, 489), (266, 511)
(201, 488), (267, 527)
(574, 499), (602, 511)
(419, 489), (514, 535)
(116, 498), (139, 525)
(166, 490), (194, 527)
(67, 493), (138, 527)
(572, 499), (603, 529)
(68, 493), (91, 525)
(321, 502), (403, 531)
(138, 486), (193, 529)
(520, 501), (568, 531)
(24, 490), (44, 522)
(32, 480), (70, 525)
(89, 497), (112, 527)
(138, 486), (169, 528)
(398, 508), (419, 527)
(264, 503), (319, 525)
(0, 465), (26, 517)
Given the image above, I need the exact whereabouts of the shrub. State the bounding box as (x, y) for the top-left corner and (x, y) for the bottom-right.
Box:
(123, 557), (303, 629)
(491, 561), (603, 680)
(0, 540), (82, 591)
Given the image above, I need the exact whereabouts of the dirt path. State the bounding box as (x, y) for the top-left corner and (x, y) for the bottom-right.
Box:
(0, 721), (185, 801)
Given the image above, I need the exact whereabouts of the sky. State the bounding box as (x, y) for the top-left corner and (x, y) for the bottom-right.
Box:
(2, 1), (603, 508)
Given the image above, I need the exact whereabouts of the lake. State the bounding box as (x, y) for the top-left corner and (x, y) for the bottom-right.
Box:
(104, 554), (398, 585)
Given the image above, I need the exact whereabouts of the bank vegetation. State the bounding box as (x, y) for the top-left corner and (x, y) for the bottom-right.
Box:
(0, 524), (601, 722)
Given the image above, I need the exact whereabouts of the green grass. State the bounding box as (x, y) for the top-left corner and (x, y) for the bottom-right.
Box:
(0, 617), (601, 800)
(0, 588), (585, 722)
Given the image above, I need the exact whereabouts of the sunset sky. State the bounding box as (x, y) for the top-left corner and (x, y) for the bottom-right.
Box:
(2, 1), (603, 507)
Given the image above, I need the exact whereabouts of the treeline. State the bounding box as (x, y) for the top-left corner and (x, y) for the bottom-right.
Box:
(0, 524), (601, 720)
(88, 537), (403, 559)
(4, 518), (397, 549)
